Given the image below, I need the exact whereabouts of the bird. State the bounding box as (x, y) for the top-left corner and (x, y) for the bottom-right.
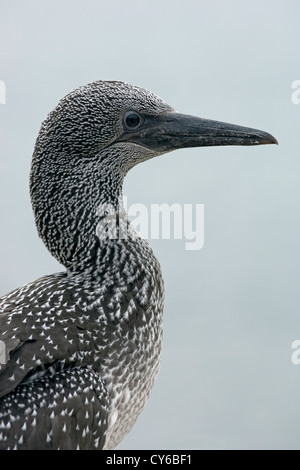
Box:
(0, 80), (277, 450)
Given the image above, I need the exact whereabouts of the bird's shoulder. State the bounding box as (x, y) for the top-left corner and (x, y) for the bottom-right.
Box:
(0, 272), (106, 398)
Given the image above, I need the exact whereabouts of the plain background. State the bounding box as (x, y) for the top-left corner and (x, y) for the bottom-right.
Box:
(0, 0), (299, 450)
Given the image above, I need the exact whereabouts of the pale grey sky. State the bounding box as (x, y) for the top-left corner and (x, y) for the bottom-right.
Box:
(0, 0), (299, 449)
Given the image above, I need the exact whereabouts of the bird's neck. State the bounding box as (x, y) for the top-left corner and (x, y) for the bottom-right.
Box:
(30, 152), (137, 276)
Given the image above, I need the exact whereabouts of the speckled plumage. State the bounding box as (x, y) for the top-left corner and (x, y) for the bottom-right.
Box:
(0, 80), (277, 450)
(0, 81), (169, 449)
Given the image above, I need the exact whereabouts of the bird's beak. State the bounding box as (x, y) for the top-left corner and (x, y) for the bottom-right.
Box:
(118, 112), (278, 152)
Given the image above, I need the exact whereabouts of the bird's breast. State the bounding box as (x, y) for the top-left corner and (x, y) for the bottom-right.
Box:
(93, 240), (164, 449)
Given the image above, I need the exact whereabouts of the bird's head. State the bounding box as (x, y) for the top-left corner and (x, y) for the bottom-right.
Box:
(30, 80), (277, 272)
(34, 80), (277, 170)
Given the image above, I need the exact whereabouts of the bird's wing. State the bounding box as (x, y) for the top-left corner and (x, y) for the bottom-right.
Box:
(0, 273), (114, 449)
(0, 273), (93, 398)
(0, 367), (109, 449)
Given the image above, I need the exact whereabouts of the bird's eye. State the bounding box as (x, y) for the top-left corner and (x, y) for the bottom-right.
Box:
(124, 111), (142, 130)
